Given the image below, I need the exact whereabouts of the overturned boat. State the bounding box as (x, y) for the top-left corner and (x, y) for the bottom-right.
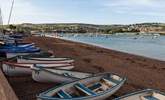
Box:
(37, 73), (126, 100)
(32, 66), (93, 83)
(17, 56), (74, 64)
(113, 89), (165, 100)
(2, 61), (74, 76)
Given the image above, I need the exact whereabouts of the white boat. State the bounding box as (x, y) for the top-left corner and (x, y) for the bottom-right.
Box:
(17, 56), (74, 64)
(2, 61), (33, 76)
(2, 61), (74, 76)
(19, 52), (54, 58)
(6, 52), (36, 58)
(32, 67), (93, 83)
(113, 89), (165, 100)
(37, 73), (126, 100)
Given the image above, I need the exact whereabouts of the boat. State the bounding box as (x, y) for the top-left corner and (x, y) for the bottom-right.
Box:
(0, 40), (4, 45)
(2, 61), (74, 76)
(0, 43), (35, 48)
(32, 66), (93, 83)
(9, 34), (24, 39)
(17, 56), (74, 64)
(2, 61), (33, 76)
(113, 89), (165, 100)
(37, 72), (126, 100)
(0, 47), (40, 58)
(0, 35), (16, 44)
(19, 52), (54, 58)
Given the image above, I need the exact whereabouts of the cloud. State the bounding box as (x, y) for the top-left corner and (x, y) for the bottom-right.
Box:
(0, 0), (65, 24)
(102, 0), (165, 17)
(0, 0), (165, 24)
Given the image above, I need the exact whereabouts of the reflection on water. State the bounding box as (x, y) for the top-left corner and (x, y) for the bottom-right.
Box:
(61, 33), (165, 61)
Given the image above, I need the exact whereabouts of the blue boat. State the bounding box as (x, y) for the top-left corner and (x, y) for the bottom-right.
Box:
(9, 34), (24, 39)
(0, 46), (40, 58)
(0, 46), (40, 53)
(0, 43), (35, 49)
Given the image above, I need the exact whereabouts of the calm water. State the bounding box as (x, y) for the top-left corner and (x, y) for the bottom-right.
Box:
(60, 34), (165, 61)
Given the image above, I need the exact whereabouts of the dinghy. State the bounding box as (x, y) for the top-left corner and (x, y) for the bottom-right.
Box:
(0, 43), (34, 49)
(113, 89), (165, 100)
(32, 67), (93, 83)
(19, 52), (54, 58)
(17, 56), (74, 64)
(0, 41), (5, 45)
(9, 34), (24, 39)
(2, 61), (33, 76)
(2, 61), (74, 76)
(37, 72), (126, 100)
(0, 47), (40, 58)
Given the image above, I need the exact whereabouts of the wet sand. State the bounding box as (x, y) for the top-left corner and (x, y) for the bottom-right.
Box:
(5, 36), (165, 100)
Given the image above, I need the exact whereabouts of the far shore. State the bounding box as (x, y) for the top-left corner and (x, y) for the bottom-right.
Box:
(6, 36), (165, 100)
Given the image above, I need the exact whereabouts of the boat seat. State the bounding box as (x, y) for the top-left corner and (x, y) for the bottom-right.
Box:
(57, 90), (72, 99)
(63, 73), (71, 77)
(88, 83), (102, 90)
(101, 78), (117, 86)
(74, 83), (96, 96)
(140, 96), (159, 100)
(152, 92), (165, 99)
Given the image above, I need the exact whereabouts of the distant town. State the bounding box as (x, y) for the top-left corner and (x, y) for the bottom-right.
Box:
(1, 23), (165, 35)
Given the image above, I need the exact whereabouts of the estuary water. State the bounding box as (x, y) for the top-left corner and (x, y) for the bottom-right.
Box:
(60, 33), (165, 61)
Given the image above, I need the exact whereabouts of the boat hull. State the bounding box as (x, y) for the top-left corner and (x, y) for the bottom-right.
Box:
(6, 53), (35, 58)
(2, 63), (32, 76)
(37, 73), (126, 100)
(32, 68), (91, 83)
(17, 58), (74, 64)
(32, 69), (77, 83)
(2, 62), (74, 76)
(113, 89), (165, 100)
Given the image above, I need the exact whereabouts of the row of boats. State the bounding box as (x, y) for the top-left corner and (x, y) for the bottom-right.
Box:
(0, 35), (164, 100)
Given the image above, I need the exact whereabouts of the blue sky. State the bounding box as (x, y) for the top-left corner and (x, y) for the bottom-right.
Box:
(0, 0), (165, 24)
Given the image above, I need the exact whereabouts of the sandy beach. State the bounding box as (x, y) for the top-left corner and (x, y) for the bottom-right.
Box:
(5, 36), (165, 100)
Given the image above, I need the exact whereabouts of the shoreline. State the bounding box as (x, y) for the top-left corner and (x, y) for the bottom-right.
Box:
(58, 36), (165, 62)
(5, 36), (165, 100)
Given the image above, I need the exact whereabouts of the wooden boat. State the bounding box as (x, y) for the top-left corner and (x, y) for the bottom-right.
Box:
(17, 56), (74, 64)
(9, 34), (24, 39)
(0, 41), (5, 45)
(0, 47), (40, 58)
(19, 52), (54, 58)
(0, 46), (39, 53)
(2, 61), (74, 76)
(37, 73), (126, 100)
(32, 67), (93, 83)
(113, 89), (165, 100)
(2, 61), (33, 76)
(0, 43), (34, 48)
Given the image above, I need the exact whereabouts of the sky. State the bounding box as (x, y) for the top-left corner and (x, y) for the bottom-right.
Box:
(0, 0), (165, 25)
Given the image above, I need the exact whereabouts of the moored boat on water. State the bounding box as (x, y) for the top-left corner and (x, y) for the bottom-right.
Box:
(113, 89), (165, 100)
(32, 66), (93, 83)
(37, 72), (126, 100)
